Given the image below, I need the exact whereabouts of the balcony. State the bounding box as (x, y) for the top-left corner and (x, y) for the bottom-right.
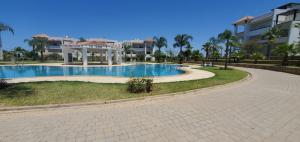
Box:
(48, 45), (62, 49)
(248, 27), (270, 37)
(236, 32), (244, 38)
(257, 37), (288, 44)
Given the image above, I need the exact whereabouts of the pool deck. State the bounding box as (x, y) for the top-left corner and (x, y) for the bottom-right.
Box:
(4, 63), (215, 84)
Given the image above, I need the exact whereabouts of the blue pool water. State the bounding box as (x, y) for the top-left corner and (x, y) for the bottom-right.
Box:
(0, 64), (185, 79)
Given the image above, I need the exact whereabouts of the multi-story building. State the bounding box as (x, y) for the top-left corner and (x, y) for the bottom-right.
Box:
(122, 38), (155, 61)
(31, 34), (155, 65)
(233, 3), (300, 55)
(32, 34), (78, 57)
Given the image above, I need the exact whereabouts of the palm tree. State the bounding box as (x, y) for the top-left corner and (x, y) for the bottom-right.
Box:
(191, 50), (203, 62)
(24, 37), (49, 61)
(262, 27), (281, 59)
(153, 36), (167, 62)
(184, 45), (193, 62)
(218, 29), (237, 69)
(202, 42), (212, 59)
(0, 22), (14, 60)
(123, 44), (132, 62)
(14, 46), (27, 58)
(242, 40), (262, 58)
(273, 43), (296, 66)
(251, 52), (264, 64)
(210, 37), (222, 65)
(173, 34), (193, 64)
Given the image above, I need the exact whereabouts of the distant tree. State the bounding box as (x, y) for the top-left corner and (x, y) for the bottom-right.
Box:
(209, 37), (221, 56)
(202, 42), (212, 59)
(123, 44), (132, 62)
(251, 52), (264, 64)
(154, 50), (166, 62)
(165, 50), (175, 62)
(153, 36), (167, 62)
(262, 27), (281, 59)
(24, 37), (49, 61)
(211, 50), (221, 66)
(79, 37), (86, 42)
(13, 46), (27, 58)
(231, 51), (245, 63)
(184, 45), (193, 62)
(218, 29), (237, 69)
(191, 50), (203, 61)
(228, 36), (240, 57)
(273, 43), (297, 66)
(173, 34), (193, 64)
(242, 40), (262, 58)
(0, 22), (14, 60)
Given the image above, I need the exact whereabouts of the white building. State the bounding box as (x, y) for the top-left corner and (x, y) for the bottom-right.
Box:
(122, 38), (155, 62)
(233, 3), (300, 54)
(31, 34), (155, 65)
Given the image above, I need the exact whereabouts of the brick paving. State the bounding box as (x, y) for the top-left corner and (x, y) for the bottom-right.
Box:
(0, 68), (300, 142)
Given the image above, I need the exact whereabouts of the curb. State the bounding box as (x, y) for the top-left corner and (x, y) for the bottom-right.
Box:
(0, 69), (252, 113)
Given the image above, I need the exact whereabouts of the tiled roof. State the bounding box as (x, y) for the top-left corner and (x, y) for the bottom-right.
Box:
(233, 16), (254, 25)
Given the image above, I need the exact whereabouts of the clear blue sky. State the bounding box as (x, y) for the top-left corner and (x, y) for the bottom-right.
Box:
(0, 0), (293, 52)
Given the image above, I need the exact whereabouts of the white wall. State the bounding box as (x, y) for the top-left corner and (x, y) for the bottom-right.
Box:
(288, 21), (300, 44)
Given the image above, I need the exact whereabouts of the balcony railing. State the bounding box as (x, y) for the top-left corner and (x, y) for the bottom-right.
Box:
(248, 27), (270, 37)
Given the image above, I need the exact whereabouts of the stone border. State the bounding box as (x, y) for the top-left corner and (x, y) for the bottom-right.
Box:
(4, 65), (215, 84)
(0, 68), (251, 113)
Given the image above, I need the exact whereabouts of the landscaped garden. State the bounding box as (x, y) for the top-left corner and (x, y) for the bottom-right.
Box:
(0, 67), (247, 106)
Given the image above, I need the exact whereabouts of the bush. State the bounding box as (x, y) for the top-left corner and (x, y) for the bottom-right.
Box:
(0, 79), (10, 90)
(251, 52), (265, 64)
(127, 77), (153, 93)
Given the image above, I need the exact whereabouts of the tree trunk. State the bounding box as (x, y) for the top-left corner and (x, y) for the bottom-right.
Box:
(282, 54), (288, 66)
(224, 41), (229, 70)
(124, 52), (127, 62)
(254, 59), (258, 64)
(40, 51), (44, 61)
(130, 51), (133, 62)
(266, 44), (272, 60)
(158, 48), (161, 63)
(179, 47), (183, 64)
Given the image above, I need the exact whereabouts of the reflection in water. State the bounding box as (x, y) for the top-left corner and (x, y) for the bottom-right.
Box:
(0, 64), (184, 79)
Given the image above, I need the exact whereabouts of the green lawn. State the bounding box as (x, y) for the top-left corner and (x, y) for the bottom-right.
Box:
(0, 67), (248, 106)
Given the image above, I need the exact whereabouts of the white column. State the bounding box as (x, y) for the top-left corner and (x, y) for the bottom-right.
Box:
(107, 47), (112, 66)
(63, 47), (69, 65)
(119, 50), (123, 64)
(130, 50), (133, 62)
(82, 47), (88, 66)
(113, 49), (118, 64)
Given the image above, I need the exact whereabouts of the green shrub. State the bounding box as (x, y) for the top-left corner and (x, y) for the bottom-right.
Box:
(0, 79), (10, 90)
(127, 77), (153, 93)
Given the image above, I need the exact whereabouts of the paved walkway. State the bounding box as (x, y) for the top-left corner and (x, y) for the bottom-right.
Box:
(0, 68), (300, 142)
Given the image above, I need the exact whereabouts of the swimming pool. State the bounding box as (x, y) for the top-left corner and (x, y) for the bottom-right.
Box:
(0, 64), (185, 79)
